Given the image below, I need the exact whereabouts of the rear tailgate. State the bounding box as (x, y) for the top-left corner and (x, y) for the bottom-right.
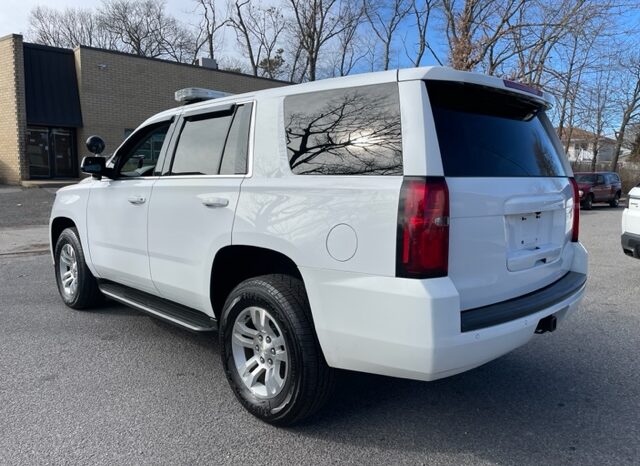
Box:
(426, 80), (576, 310)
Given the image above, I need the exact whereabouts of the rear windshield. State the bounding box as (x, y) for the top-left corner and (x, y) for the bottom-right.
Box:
(426, 81), (569, 177)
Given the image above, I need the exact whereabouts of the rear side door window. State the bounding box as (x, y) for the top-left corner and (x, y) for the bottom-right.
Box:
(283, 83), (403, 175)
(169, 103), (253, 176)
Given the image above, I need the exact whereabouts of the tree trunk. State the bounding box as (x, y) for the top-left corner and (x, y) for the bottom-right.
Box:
(611, 115), (630, 172)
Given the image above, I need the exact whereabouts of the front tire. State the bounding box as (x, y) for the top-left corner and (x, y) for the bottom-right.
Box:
(583, 193), (594, 210)
(54, 227), (102, 309)
(220, 274), (334, 426)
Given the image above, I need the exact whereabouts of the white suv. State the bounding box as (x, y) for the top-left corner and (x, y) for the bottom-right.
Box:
(622, 185), (640, 257)
(49, 67), (588, 425)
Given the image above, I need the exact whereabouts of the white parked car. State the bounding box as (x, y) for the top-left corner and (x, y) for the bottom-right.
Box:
(49, 67), (588, 425)
(622, 185), (640, 258)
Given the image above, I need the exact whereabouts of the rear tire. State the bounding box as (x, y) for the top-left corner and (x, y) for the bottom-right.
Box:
(219, 274), (334, 426)
(583, 194), (594, 210)
(609, 192), (620, 208)
(54, 227), (102, 309)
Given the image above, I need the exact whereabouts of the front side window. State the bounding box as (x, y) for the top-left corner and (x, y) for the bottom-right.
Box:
(284, 83), (403, 175)
(117, 122), (171, 177)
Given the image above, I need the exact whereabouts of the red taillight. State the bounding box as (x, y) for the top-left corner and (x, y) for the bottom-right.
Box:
(569, 177), (580, 242)
(396, 177), (449, 278)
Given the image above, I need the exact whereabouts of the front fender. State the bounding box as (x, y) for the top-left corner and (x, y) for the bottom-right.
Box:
(49, 183), (97, 275)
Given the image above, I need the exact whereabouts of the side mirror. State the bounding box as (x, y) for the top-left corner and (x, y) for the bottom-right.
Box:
(86, 135), (105, 155)
(81, 156), (106, 179)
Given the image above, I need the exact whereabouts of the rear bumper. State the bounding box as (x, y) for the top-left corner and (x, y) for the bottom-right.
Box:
(621, 231), (640, 255)
(301, 242), (588, 382)
(461, 272), (586, 332)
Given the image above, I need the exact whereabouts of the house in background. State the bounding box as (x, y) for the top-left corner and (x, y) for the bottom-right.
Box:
(557, 127), (617, 163)
(0, 34), (288, 185)
(557, 126), (634, 165)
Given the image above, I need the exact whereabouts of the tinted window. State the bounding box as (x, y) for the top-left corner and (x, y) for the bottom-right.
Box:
(284, 83), (402, 175)
(220, 104), (252, 175)
(427, 81), (570, 177)
(118, 123), (170, 177)
(575, 174), (596, 183)
(171, 111), (233, 175)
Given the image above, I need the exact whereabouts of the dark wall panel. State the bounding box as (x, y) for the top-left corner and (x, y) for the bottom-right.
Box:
(23, 44), (82, 127)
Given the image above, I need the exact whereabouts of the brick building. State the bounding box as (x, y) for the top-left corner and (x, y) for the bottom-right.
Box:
(0, 34), (287, 185)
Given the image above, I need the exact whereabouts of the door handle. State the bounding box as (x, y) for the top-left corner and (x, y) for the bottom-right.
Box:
(201, 197), (229, 208)
(127, 195), (146, 205)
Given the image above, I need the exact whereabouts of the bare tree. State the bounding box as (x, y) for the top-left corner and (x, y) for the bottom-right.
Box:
(228, 0), (259, 75)
(228, 1), (287, 78)
(364, 0), (412, 70)
(28, 6), (115, 49)
(508, 1), (594, 85)
(287, 0), (351, 81)
(286, 40), (309, 82)
(627, 124), (640, 160)
(331, 0), (366, 76)
(28, 1), (200, 63)
(406, 0), (440, 67)
(192, 0), (227, 60)
(554, 31), (595, 149)
(578, 64), (615, 170)
(441, 0), (527, 71)
(611, 54), (640, 171)
(98, 0), (192, 59)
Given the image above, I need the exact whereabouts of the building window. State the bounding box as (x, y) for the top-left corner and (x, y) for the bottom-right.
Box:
(26, 126), (77, 179)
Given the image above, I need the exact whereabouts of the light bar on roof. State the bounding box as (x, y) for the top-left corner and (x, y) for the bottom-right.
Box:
(175, 87), (230, 103)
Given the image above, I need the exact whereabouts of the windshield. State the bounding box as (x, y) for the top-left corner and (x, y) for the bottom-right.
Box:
(426, 81), (570, 178)
(575, 174), (596, 183)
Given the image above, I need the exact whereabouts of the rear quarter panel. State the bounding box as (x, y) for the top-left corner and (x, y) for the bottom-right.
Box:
(232, 95), (402, 276)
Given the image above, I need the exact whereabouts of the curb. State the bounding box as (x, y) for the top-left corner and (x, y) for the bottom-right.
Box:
(0, 248), (50, 257)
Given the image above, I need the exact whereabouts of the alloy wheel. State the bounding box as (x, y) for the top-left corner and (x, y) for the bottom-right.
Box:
(231, 306), (289, 399)
(58, 243), (78, 299)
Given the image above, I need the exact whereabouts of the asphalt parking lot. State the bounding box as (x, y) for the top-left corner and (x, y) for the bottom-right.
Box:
(1, 199), (639, 464)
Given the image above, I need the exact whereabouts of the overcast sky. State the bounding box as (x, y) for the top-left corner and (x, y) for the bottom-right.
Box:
(0, 0), (194, 38)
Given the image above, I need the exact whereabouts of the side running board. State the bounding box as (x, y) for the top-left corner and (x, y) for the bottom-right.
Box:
(98, 281), (218, 332)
